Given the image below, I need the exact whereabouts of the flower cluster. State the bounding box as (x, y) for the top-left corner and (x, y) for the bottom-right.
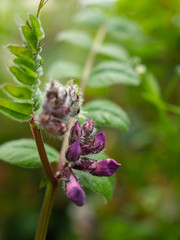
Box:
(38, 81), (81, 136)
(62, 119), (121, 206)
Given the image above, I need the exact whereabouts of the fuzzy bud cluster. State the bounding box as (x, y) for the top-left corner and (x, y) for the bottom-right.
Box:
(38, 81), (81, 136)
(63, 119), (121, 206)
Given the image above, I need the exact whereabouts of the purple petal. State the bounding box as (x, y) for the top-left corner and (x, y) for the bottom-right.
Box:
(80, 132), (106, 155)
(82, 119), (94, 138)
(64, 167), (86, 206)
(66, 139), (81, 161)
(91, 158), (121, 176)
(72, 157), (95, 171)
(69, 121), (82, 145)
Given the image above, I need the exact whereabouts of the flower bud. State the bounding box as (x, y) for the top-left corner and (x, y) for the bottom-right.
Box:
(46, 120), (67, 136)
(51, 107), (70, 120)
(91, 158), (121, 176)
(82, 119), (94, 138)
(66, 138), (81, 161)
(69, 121), (82, 145)
(63, 167), (85, 206)
(73, 158), (121, 177)
(80, 132), (106, 155)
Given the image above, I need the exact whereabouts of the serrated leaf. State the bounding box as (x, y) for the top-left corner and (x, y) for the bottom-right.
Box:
(107, 17), (142, 41)
(14, 57), (35, 70)
(2, 84), (33, 100)
(21, 26), (38, 52)
(83, 99), (129, 130)
(56, 29), (92, 49)
(87, 61), (140, 87)
(0, 99), (33, 120)
(0, 139), (59, 168)
(74, 9), (106, 27)
(7, 45), (32, 59)
(29, 13), (45, 40)
(99, 43), (129, 61)
(73, 152), (115, 201)
(9, 66), (36, 86)
(48, 61), (83, 79)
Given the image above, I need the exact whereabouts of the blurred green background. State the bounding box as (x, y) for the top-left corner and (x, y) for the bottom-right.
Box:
(1, 0), (180, 239)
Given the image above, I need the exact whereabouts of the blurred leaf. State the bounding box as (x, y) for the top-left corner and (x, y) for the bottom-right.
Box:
(87, 61), (140, 87)
(48, 61), (83, 79)
(99, 43), (129, 61)
(84, 99), (130, 130)
(2, 84), (33, 100)
(74, 9), (106, 27)
(7, 45), (32, 59)
(29, 13), (45, 40)
(21, 26), (38, 52)
(14, 57), (35, 71)
(56, 29), (92, 48)
(74, 152), (115, 201)
(107, 17), (142, 41)
(0, 99), (33, 120)
(9, 66), (36, 86)
(0, 139), (59, 168)
(32, 88), (42, 111)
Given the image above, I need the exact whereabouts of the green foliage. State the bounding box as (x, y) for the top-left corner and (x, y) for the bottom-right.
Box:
(87, 61), (140, 87)
(57, 29), (92, 49)
(0, 13), (45, 121)
(74, 152), (115, 201)
(0, 139), (59, 168)
(84, 99), (130, 130)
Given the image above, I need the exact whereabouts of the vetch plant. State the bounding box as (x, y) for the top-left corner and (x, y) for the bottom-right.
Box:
(0, 1), (142, 239)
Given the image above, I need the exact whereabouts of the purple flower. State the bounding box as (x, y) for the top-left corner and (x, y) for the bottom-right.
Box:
(63, 167), (85, 206)
(66, 138), (81, 161)
(69, 121), (82, 145)
(80, 132), (106, 155)
(72, 157), (121, 177)
(82, 119), (94, 138)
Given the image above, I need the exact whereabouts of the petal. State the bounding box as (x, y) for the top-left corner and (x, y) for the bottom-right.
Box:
(91, 158), (121, 177)
(64, 167), (86, 206)
(69, 121), (82, 145)
(80, 132), (106, 155)
(82, 119), (94, 138)
(66, 138), (81, 161)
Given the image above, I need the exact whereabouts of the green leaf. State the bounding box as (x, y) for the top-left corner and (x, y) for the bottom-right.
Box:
(9, 66), (37, 86)
(14, 57), (35, 70)
(83, 99), (129, 130)
(143, 72), (161, 97)
(47, 61), (83, 79)
(29, 13), (45, 40)
(0, 99), (33, 120)
(21, 26), (38, 52)
(74, 9), (106, 27)
(87, 61), (140, 88)
(107, 17), (142, 41)
(0, 139), (59, 168)
(99, 43), (129, 61)
(2, 84), (33, 100)
(32, 88), (42, 111)
(56, 29), (92, 49)
(7, 45), (32, 59)
(73, 152), (115, 202)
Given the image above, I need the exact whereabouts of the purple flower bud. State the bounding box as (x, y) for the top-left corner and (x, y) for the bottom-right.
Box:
(91, 159), (121, 176)
(69, 121), (82, 145)
(66, 139), (81, 161)
(51, 107), (70, 120)
(38, 113), (51, 126)
(82, 119), (94, 138)
(80, 132), (106, 155)
(63, 167), (85, 206)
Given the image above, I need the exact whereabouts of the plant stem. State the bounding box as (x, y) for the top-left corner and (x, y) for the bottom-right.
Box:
(57, 25), (107, 173)
(80, 25), (107, 92)
(29, 118), (57, 185)
(34, 181), (57, 240)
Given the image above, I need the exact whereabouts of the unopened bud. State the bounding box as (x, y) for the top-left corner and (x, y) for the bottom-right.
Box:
(66, 138), (81, 161)
(82, 119), (94, 138)
(69, 121), (82, 145)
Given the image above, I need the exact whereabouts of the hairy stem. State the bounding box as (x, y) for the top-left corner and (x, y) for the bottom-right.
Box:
(34, 181), (58, 240)
(29, 118), (57, 184)
(57, 24), (107, 173)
